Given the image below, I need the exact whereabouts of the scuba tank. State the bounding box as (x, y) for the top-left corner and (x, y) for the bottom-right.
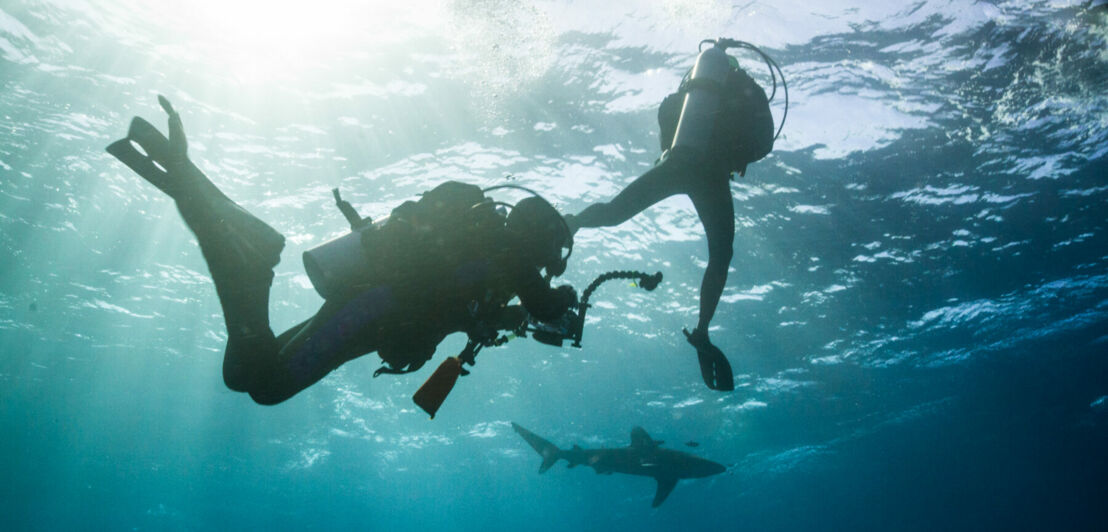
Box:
(302, 189), (377, 300)
(670, 43), (732, 156)
(666, 38), (788, 169)
(302, 222), (379, 300)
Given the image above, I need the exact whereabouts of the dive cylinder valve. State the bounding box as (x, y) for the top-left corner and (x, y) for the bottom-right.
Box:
(302, 189), (379, 299)
(670, 41), (732, 156)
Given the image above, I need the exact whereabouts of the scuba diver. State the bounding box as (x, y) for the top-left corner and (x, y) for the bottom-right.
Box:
(106, 96), (578, 406)
(566, 39), (787, 391)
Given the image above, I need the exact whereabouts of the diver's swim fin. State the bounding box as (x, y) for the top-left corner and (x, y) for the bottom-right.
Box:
(696, 345), (735, 391)
(105, 136), (174, 196)
(127, 116), (171, 162)
(106, 98), (224, 205)
(104, 116), (188, 199)
(105, 97), (286, 277)
(684, 328), (735, 391)
(115, 115), (218, 202)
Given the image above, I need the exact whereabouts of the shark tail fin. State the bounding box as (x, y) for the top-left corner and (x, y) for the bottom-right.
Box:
(512, 422), (562, 474)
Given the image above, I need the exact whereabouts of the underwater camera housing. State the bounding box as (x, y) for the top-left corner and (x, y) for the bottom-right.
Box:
(526, 307), (585, 348)
(413, 270), (663, 418)
(522, 270), (663, 348)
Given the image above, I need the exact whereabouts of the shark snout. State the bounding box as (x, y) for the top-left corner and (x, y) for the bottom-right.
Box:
(690, 459), (726, 477)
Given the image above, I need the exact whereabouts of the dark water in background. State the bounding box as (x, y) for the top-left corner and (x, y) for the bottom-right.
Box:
(2, 1), (1106, 530)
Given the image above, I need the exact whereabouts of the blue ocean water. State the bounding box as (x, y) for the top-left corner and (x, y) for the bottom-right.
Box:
(2, 0), (1106, 530)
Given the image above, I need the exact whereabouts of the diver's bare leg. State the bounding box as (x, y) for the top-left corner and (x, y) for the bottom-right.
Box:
(571, 151), (691, 230)
(681, 175), (736, 391)
(689, 177), (735, 336)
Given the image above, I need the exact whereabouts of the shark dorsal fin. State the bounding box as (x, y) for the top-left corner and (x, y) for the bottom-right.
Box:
(630, 427), (658, 449)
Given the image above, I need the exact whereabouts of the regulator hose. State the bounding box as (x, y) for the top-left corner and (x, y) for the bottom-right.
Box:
(581, 270), (663, 305)
(570, 270), (663, 347)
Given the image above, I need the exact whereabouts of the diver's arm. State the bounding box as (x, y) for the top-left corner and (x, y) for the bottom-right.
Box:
(513, 266), (576, 322)
(490, 304), (529, 332)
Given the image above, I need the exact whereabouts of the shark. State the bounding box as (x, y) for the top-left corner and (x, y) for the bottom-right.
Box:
(512, 422), (726, 507)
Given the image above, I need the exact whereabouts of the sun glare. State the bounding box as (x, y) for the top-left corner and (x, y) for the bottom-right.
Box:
(174, 0), (442, 83)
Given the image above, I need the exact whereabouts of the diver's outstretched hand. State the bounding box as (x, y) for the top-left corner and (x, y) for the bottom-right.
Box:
(683, 327), (735, 391)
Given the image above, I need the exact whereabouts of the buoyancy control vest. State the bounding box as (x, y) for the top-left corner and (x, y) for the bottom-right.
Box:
(366, 181), (506, 291)
(365, 181), (511, 374)
(303, 181), (505, 299)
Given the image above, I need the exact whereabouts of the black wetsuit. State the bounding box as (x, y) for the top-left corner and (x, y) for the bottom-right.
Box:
(220, 212), (574, 406)
(107, 100), (576, 405)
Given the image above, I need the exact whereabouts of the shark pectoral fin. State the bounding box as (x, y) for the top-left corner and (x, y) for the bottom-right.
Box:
(652, 477), (679, 508)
